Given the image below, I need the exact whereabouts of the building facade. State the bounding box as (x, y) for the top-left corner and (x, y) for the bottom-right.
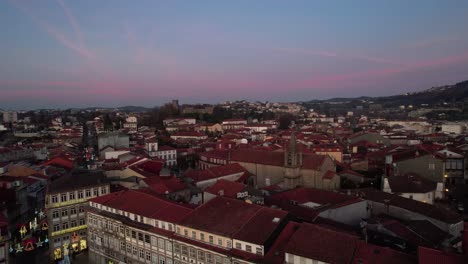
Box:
(45, 172), (110, 262)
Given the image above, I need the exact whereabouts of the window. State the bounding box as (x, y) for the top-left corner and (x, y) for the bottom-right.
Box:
(93, 188), (98, 196)
(206, 253), (213, 264)
(200, 233), (205, 241)
(184, 229), (188, 237)
(62, 222), (69, 230)
(61, 209), (68, 217)
(190, 248), (196, 258)
(181, 246), (188, 256)
(78, 206), (84, 213)
(245, 245), (252, 252)
(174, 244), (180, 254)
(145, 234), (150, 244)
(176, 227), (180, 234)
(70, 208), (77, 215)
(166, 241), (172, 251)
(101, 187), (107, 195)
(120, 241), (125, 251)
(235, 242), (241, 249)
(146, 251), (151, 261)
(131, 230), (136, 239)
(139, 249), (144, 258)
(52, 210), (59, 219)
(226, 240), (232, 248)
(85, 189), (91, 197)
(138, 232), (143, 241)
(218, 238), (222, 246)
(71, 220), (77, 227)
(53, 224), (60, 232)
(209, 235), (214, 244)
(256, 247), (262, 255)
(120, 225), (124, 234)
(79, 218), (85, 225)
(192, 231), (196, 239)
(61, 193), (67, 202)
(78, 191), (84, 199)
(168, 224), (173, 231)
(158, 238), (164, 249)
(126, 244), (131, 253)
(132, 246), (137, 255)
(51, 195), (58, 203)
(69, 192), (75, 200)
(198, 251), (205, 261)
(159, 257), (166, 264)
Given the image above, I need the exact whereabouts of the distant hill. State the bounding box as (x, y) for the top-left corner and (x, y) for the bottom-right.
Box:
(78, 105), (150, 112)
(308, 79), (468, 106)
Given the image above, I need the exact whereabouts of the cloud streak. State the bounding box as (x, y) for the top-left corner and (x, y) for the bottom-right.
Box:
(56, 0), (85, 49)
(275, 47), (403, 66)
(295, 52), (468, 89)
(9, 0), (95, 60)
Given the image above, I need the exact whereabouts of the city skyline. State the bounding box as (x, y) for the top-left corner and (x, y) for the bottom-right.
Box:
(2, 0), (468, 109)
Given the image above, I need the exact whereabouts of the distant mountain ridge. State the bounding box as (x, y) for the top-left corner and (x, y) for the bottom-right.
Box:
(312, 79), (468, 106)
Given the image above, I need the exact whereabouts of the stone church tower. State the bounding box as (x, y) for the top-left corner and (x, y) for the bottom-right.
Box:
(284, 132), (302, 189)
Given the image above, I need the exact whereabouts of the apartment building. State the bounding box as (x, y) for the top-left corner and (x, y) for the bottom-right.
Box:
(87, 190), (288, 264)
(45, 171), (110, 262)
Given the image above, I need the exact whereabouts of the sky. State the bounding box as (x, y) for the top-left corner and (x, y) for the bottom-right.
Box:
(1, 0), (468, 110)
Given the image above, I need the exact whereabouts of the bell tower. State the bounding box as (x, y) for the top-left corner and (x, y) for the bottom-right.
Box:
(284, 132), (302, 189)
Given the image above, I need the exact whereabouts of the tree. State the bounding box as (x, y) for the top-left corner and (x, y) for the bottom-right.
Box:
(278, 114), (295, 130)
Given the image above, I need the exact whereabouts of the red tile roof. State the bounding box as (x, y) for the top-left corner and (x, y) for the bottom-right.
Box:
(285, 223), (358, 264)
(204, 179), (246, 198)
(388, 173), (437, 193)
(180, 196), (287, 244)
(41, 156), (74, 170)
(352, 240), (416, 264)
(183, 163), (246, 183)
(417, 247), (467, 264)
(322, 170), (337, 180)
(143, 176), (187, 194)
(90, 190), (193, 223)
(264, 222), (301, 264)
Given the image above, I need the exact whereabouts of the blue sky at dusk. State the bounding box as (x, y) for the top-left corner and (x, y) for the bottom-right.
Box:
(1, 0), (468, 109)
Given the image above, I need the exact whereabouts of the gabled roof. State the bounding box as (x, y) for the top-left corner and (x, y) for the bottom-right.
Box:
(41, 156), (74, 170)
(285, 223), (358, 264)
(355, 189), (462, 224)
(183, 163), (246, 183)
(179, 196), (287, 245)
(388, 173), (437, 193)
(204, 179), (246, 198)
